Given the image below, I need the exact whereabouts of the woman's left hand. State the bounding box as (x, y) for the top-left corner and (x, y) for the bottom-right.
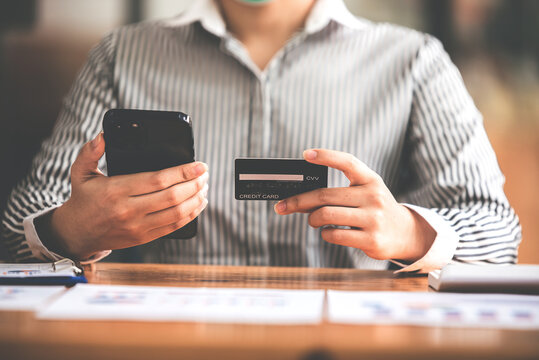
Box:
(274, 149), (436, 262)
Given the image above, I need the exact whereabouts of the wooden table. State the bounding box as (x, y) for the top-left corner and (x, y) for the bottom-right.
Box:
(1, 263), (538, 360)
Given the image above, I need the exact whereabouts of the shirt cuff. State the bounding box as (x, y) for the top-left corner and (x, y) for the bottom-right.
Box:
(391, 204), (459, 274)
(22, 206), (111, 264)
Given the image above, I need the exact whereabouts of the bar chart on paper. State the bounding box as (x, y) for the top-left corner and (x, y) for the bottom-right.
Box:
(327, 291), (539, 330)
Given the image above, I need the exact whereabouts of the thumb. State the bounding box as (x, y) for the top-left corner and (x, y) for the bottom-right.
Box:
(71, 132), (105, 181)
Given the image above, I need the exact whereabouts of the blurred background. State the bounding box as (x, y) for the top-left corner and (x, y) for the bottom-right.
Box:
(0, 0), (537, 263)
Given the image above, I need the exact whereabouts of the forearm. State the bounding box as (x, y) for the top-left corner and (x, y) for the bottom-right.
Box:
(1, 178), (66, 262)
(392, 200), (520, 273)
(436, 203), (521, 264)
(0, 32), (118, 263)
(401, 34), (521, 267)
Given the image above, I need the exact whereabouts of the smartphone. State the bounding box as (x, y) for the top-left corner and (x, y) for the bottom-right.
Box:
(102, 109), (197, 239)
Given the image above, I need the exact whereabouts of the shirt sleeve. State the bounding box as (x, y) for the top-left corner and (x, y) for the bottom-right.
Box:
(393, 34), (522, 272)
(1, 32), (117, 262)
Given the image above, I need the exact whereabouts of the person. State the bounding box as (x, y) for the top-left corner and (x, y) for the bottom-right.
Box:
(1, 0), (521, 272)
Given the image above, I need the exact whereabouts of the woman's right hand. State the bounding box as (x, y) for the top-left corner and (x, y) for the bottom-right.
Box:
(47, 132), (209, 260)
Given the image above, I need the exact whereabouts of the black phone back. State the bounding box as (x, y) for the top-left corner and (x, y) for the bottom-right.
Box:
(103, 109), (197, 239)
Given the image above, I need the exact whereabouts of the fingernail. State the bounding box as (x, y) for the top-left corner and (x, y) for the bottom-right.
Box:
(275, 200), (287, 213)
(303, 150), (317, 160)
(194, 163), (206, 176)
(91, 133), (102, 149)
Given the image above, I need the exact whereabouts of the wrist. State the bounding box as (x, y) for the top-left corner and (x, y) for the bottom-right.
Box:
(47, 202), (95, 260)
(399, 206), (436, 262)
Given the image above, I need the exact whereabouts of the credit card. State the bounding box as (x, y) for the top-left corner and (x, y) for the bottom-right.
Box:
(235, 158), (328, 200)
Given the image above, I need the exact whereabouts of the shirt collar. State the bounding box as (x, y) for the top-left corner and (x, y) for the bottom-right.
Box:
(163, 0), (366, 37)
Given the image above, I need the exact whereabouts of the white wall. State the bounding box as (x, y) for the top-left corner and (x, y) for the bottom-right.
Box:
(36, 0), (129, 35)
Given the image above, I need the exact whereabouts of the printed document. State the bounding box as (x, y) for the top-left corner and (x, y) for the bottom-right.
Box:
(0, 286), (66, 311)
(38, 284), (324, 324)
(327, 291), (539, 330)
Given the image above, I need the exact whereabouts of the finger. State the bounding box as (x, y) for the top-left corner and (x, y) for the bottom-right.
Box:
(308, 206), (369, 228)
(71, 132), (105, 181)
(303, 149), (378, 186)
(113, 161), (208, 196)
(320, 227), (369, 249)
(142, 185), (208, 230)
(145, 198), (208, 241)
(130, 172), (209, 214)
(275, 187), (363, 214)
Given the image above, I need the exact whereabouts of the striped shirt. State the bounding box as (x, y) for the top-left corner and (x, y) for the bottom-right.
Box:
(1, 0), (521, 270)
